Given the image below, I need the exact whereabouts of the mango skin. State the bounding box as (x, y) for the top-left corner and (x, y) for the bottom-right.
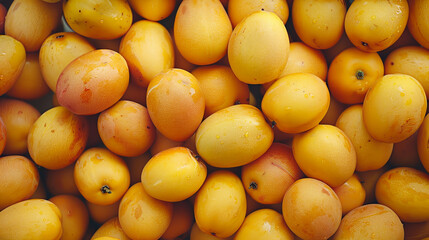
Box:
(0, 199), (63, 240)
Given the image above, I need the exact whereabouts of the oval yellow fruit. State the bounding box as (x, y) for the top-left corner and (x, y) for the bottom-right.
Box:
(194, 170), (246, 238)
(282, 178), (342, 240)
(292, 125), (356, 187)
(336, 105), (393, 171)
(228, 0), (289, 27)
(0, 35), (25, 96)
(74, 148), (130, 206)
(119, 20), (174, 88)
(119, 182), (173, 240)
(196, 104), (274, 168)
(234, 209), (294, 240)
(56, 49), (129, 115)
(0, 199), (62, 240)
(39, 32), (95, 92)
(262, 73), (330, 134)
(63, 0), (132, 40)
(174, 0), (232, 65)
(146, 68), (205, 142)
(28, 106), (89, 170)
(345, 0), (409, 52)
(332, 204), (404, 240)
(228, 11), (289, 84)
(5, 0), (62, 52)
(384, 46), (429, 97)
(408, 0), (429, 49)
(363, 74), (427, 143)
(141, 147), (207, 202)
(292, 0), (346, 49)
(376, 167), (429, 222)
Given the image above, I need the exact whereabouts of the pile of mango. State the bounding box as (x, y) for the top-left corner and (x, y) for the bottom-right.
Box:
(0, 0), (429, 239)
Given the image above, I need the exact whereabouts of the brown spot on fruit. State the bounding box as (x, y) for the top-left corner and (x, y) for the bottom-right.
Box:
(80, 88), (92, 103)
(134, 205), (142, 219)
(321, 188), (330, 196)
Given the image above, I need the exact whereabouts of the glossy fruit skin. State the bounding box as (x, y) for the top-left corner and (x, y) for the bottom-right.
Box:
(194, 170), (246, 238)
(49, 194), (89, 240)
(292, 0), (346, 49)
(74, 147), (130, 206)
(119, 20), (174, 88)
(5, 0), (62, 52)
(98, 100), (155, 157)
(90, 217), (130, 240)
(332, 174), (366, 215)
(191, 65), (250, 118)
(279, 41), (328, 81)
(0, 98), (40, 155)
(0, 35), (26, 96)
(0, 199), (63, 240)
(28, 106), (89, 170)
(407, 0), (429, 49)
(6, 52), (50, 100)
(345, 0), (409, 52)
(292, 124), (356, 187)
(128, 0), (175, 21)
(39, 32), (95, 92)
(384, 46), (429, 97)
(0, 155), (39, 210)
(228, 11), (289, 84)
(282, 178), (342, 240)
(241, 142), (303, 204)
(174, 0), (232, 65)
(332, 204), (404, 240)
(234, 209), (294, 240)
(262, 73), (330, 134)
(228, 0), (289, 27)
(63, 0), (132, 40)
(328, 47), (384, 104)
(195, 104), (274, 168)
(146, 68), (205, 142)
(56, 49), (129, 115)
(376, 167), (429, 222)
(119, 182), (173, 240)
(336, 105), (393, 172)
(141, 147), (207, 202)
(362, 74), (427, 143)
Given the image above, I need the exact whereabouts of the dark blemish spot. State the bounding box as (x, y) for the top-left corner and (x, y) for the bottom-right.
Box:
(78, 10), (81, 13)
(361, 41), (368, 47)
(390, 62), (394, 66)
(234, 100), (241, 105)
(261, 8), (265, 11)
(51, 130), (55, 133)
(211, 233), (216, 236)
(18, 110), (23, 114)
(44, 123), (47, 127)
(146, 126), (151, 129)
(249, 181), (258, 190)
(368, 139), (371, 142)
(56, 34), (64, 39)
